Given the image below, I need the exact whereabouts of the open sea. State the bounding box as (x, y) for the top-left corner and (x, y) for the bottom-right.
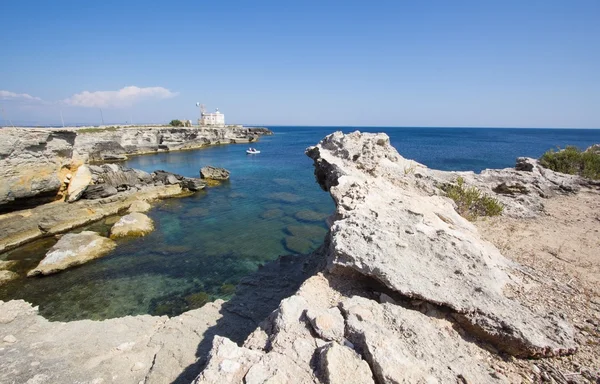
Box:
(1, 126), (599, 321)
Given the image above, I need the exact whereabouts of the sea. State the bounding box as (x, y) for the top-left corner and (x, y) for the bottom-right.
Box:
(1, 126), (599, 321)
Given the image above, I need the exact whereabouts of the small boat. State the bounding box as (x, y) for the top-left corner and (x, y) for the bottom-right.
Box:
(246, 148), (260, 154)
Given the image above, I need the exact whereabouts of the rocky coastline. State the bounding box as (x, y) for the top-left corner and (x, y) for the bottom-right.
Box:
(0, 125), (272, 214)
(1, 131), (599, 383)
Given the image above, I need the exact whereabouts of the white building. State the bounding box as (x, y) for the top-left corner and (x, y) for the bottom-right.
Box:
(200, 108), (225, 127)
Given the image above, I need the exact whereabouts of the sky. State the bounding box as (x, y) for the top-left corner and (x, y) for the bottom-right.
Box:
(0, 0), (599, 128)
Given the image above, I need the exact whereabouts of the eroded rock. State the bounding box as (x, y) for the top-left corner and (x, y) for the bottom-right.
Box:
(306, 131), (576, 357)
(200, 166), (230, 180)
(27, 231), (116, 276)
(110, 212), (154, 238)
(128, 200), (151, 213)
(66, 165), (92, 202)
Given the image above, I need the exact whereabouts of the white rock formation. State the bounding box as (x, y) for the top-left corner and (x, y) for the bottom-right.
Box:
(27, 231), (116, 276)
(66, 164), (92, 202)
(110, 212), (154, 238)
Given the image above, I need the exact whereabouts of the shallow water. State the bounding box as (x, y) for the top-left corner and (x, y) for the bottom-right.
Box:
(1, 126), (599, 321)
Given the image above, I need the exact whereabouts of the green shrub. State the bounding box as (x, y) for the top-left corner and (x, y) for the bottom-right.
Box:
(539, 146), (600, 180)
(441, 176), (503, 220)
(169, 119), (184, 127)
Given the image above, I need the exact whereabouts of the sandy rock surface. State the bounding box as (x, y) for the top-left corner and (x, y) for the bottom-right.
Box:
(128, 199), (152, 213)
(110, 212), (154, 238)
(27, 231), (116, 276)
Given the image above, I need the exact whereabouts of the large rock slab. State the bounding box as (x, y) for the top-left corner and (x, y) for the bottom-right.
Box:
(66, 165), (92, 202)
(110, 212), (154, 238)
(340, 296), (507, 383)
(0, 299), (225, 384)
(306, 131), (576, 357)
(27, 231), (116, 276)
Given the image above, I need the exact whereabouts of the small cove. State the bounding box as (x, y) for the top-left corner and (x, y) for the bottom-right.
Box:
(1, 126), (600, 321)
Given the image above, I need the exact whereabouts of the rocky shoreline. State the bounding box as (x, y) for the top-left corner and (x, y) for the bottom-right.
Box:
(1, 131), (599, 383)
(0, 125), (272, 214)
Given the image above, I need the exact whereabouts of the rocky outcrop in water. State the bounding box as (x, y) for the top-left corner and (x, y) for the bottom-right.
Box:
(197, 131), (579, 383)
(200, 166), (231, 180)
(110, 212), (154, 238)
(27, 231), (116, 276)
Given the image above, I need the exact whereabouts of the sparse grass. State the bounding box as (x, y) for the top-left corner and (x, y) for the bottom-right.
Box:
(441, 176), (503, 220)
(539, 145), (600, 180)
(403, 162), (416, 175)
(77, 126), (119, 134)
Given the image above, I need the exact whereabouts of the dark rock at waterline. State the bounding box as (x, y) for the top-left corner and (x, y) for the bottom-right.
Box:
(181, 177), (206, 191)
(200, 166), (230, 180)
(153, 170), (183, 185)
(82, 184), (119, 200)
(90, 164), (152, 188)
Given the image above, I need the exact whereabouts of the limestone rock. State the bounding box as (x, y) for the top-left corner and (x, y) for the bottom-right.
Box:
(306, 131), (576, 357)
(27, 231), (116, 276)
(193, 336), (263, 384)
(0, 270), (19, 285)
(128, 200), (151, 213)
(181, 177), (207, 191)
(0, 129), (75, 213)
(318, 342), (374, 384)
(153, 170), (182, 185)
(66, 165), (92, 202)
(341, 296), (507, 383)
(110, 212), (154, 238)
(306, 307), (345, 342)
(82, 184), (118, 199)
(200, 166), (230, 180)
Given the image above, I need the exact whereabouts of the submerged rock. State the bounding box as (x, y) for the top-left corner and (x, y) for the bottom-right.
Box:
(294, 209), (328, 222)
(110, 212), (154, 238)
(285, 224), (327, 239)
(267, 192), (302, 203)
(260, 208), (284, 220)
(0, 270), (19, 285)
(27, 231), (116, 276)
(284, 236), (314, 254)
(200, 166), (230, 180)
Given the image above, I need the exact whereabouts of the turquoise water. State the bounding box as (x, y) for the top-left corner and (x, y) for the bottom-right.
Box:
(1, 126), (599, 321)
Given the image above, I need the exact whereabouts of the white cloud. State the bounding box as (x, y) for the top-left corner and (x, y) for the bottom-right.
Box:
(63, 86), (178, 108)
(0, 90), (42, 101)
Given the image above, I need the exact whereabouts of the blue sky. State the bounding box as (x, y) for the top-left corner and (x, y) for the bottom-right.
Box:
(1, 0), (599, 127)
